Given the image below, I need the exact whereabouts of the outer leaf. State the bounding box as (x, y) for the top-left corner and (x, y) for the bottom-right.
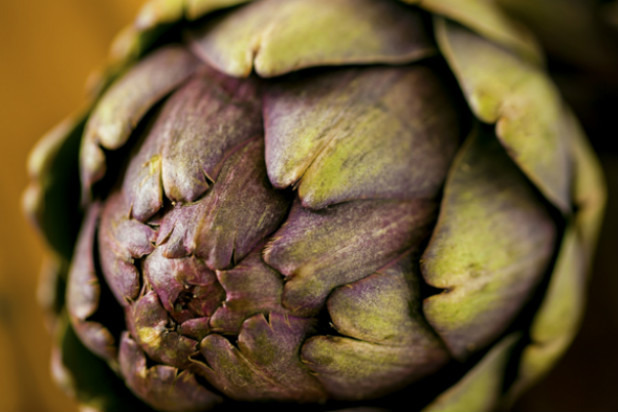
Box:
(135, 0), (185, 30)
(504, 228), (586, 404)
(504, 109), (605, 402)
(186, 0), (253, 20)
(91, 0), (253, 99)
(67, 204), (118, 363)
(135, 0), (254, 27)
(421, 127), (556, 359)
(52, 316), (154, 412)
(435, 18), (571, 212)
(566, 109), (606, 267)
(36, 254), (69, 324)
(189, 0), (435, 77)
(422, 335), (519, 412)
(23, 113), (84, 260)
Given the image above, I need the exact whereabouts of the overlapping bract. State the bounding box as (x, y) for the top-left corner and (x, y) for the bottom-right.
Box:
(24, 1), (605, 411)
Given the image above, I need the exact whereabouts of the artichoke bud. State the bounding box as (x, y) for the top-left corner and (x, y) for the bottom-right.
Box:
(25, 0), (605, 411)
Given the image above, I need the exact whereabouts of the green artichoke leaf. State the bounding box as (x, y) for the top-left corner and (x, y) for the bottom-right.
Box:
(504, 227), (586, 405)
(134, 0), (185, 30)
(91, 18), (186, 100)
(421, 126), (557, 360)
(82, 0), (256, 111)
(23, 112), (84, 260)
(185, 0), (254, 20)
(435, 17), (571, 213)
(188, 0), (436, 78)
(95, 0), (252, 97)
(135, 0), (253, 27)
(422, 334), (519, 412)
(503, 109), (605, 402)
(301, 255), (450, 400)
(566, 108), (607, 267)
(402, 0), (543, 64)
(66, 203), (118, 363)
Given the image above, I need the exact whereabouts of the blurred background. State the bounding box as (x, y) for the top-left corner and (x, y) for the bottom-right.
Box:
(0, 1), (615, 411)
(0, 2), (142, 411)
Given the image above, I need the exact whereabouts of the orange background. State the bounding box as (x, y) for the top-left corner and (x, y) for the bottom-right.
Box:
(0, 1), (141, 411)
(0, 1), (616, 412)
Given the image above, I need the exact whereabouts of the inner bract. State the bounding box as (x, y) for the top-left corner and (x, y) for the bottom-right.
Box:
(91, 58), (461, 403)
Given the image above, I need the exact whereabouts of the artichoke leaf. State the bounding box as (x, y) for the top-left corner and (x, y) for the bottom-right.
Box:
(135, 0), (185, 30)
(210, 251), (288, 335)
(99, 191), (154, 305)
(421, 127), (556, 360)
(265, 198), (437, 317)
(186, 0), (254, 20)
(436, 18), (571, 213)
(503, 227), (587, 404)
(135, 0), (254, 28)
(189, 0), (435, 77)
(142, 248), (224, 327)
(195, 313), (326, 401)
(23, 112), (84, 260)
(123, 66), (262, 214)
(422, 334), (519, 412)
(155, 138), (291, 269)
(81, 46), (200, 191)
(52, 316), (156, 412)
(119, 333), (221, 412)
(126, 290), (200, 369)
(66, 203), (117, 362)
(264, 65), (460, 208)
(302, 256), (449, 400)
(566, 108), (607, 267)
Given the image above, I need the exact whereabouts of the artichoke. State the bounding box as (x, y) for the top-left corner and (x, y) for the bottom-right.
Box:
(23, 0), (606, 411)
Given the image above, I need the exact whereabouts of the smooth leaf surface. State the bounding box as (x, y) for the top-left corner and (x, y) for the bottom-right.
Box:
(422, 128), (556, 359)
(436, 18), (571, 212)
(190, 0), (435, 77)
